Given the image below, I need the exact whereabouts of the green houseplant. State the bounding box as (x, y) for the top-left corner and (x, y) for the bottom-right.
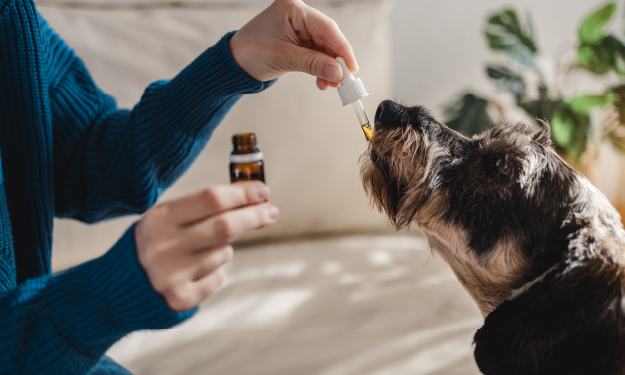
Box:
(445, 3), (625, 165)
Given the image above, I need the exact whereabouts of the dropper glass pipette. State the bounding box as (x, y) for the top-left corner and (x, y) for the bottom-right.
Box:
(353, 100), (373, 141)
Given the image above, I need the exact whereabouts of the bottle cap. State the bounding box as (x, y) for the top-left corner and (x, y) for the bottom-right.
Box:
(336, 56), (368, 106)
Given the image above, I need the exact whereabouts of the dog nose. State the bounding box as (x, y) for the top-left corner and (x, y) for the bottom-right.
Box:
(375, 100), (402, 125)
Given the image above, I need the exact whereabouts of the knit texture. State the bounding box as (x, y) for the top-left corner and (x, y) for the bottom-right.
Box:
(0, 0), (274, 373)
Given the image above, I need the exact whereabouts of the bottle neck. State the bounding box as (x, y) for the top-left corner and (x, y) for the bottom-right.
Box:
(232, 133), (261, 155)
(232, 145), (260, 155)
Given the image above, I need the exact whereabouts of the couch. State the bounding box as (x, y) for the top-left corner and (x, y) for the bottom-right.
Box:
(39, 0), (483, 374)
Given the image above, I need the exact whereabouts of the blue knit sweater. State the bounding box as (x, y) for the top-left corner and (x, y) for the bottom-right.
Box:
(0, 0), (274, 373)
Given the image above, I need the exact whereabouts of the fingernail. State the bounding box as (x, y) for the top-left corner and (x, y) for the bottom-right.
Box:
(325, 64), (341, 82)
(257, 186), (269, 200)
(267, 205), (280, 220)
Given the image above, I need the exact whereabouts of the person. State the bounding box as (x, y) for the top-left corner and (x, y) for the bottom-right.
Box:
(0, 0), (358, 373)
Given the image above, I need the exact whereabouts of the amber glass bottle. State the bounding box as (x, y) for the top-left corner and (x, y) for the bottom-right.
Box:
(230, 133), (265, 183)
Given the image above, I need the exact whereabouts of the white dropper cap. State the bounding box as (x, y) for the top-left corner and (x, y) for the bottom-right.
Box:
(336, 57), (368, 106)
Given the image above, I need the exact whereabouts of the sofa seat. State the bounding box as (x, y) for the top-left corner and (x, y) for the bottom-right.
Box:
(107, 234), (482, 375)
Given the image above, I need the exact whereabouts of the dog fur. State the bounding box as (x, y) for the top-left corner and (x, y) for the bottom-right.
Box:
(361, 100), (625, 375)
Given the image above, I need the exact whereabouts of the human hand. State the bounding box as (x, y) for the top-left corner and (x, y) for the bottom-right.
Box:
(135, 182), (279, 312)
(228, 0), (358, 90)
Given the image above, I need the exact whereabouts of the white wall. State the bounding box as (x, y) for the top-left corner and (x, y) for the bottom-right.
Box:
(389, 0), (612, 119)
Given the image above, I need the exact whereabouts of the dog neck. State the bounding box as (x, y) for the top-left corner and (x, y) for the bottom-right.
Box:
(423, 222), (530, 318)
(422, 174), (625, 318)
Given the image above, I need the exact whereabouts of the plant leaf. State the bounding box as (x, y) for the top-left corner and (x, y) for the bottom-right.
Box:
(484, 9), (538, 67)
(519, 98), (563, 123)
(578, 45), (614, 74)
(546, 93), (611, 161)
(444, 93), (493, 137)
(486, 65), (526, 96)
(612, 84), (625, 122)
(578, 35), (625, 75)
(607, 35), (625, 74)
(579, 3), (616, 44)
(569, 92), (614, 115)
(550, 104), (591, 162)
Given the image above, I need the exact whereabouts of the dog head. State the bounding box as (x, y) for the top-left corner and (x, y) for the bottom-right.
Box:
(361, 99), (617, 315)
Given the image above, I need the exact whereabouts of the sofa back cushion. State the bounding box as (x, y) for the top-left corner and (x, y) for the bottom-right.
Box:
(40, 0), (394, 271)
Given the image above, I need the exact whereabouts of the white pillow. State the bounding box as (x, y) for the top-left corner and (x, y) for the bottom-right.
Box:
(41, 0), (395, 271)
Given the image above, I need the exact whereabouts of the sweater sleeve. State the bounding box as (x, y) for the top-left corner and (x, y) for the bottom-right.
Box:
(43, 17), (275, 222)
(0, 225), (196, 375)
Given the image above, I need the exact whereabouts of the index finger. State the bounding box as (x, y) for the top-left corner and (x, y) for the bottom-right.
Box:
(297, 4), (359, 73)
(167, 182), (270, 226)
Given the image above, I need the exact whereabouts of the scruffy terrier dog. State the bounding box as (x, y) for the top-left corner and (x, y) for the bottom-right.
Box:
(361, 100), (625, 375)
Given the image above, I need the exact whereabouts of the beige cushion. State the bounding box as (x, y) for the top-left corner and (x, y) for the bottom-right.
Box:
(106, 234), (482, 374)
(40, 0), (395, 272)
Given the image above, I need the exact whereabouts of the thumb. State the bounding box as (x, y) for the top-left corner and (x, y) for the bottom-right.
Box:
(286, 45), (344, 83)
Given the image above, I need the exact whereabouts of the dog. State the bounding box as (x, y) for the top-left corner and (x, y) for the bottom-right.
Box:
(360, 100), (625, 375)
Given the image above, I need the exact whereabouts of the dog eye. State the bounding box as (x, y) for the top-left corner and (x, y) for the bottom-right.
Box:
(485, 153), (507, 176)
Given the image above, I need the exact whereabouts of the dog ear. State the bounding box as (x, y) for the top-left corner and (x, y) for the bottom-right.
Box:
(473, 257), (625, 375)
(533, 120), (552, 147)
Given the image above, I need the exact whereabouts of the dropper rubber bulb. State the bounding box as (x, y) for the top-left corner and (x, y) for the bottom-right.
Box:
(336, 57), (373, 141)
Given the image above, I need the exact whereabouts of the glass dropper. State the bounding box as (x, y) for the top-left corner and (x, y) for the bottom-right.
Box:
(353, 99), (373, 141)
(335, 57), (373, 141)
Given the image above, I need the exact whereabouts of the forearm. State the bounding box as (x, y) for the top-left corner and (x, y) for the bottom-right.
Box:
(0, 227), (194, 375)
(134, 31), (273, 143)
(52, 31), (275, 222)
